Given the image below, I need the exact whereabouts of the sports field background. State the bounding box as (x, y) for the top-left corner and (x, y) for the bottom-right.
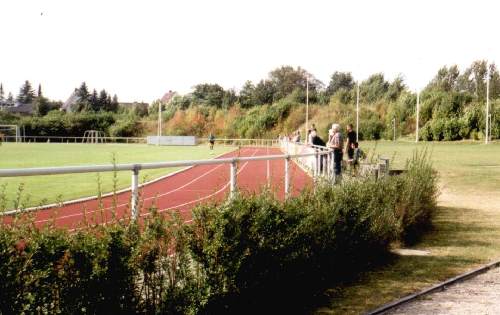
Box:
(2, 141), (499, 210)
(0, 143), (234, 209)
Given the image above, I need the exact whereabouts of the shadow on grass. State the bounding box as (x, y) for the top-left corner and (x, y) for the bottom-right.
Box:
(310, 206), (500, 315)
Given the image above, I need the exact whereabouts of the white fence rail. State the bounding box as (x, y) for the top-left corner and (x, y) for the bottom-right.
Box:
(1, 135), (282, 147)
(0, 147), (332, 217)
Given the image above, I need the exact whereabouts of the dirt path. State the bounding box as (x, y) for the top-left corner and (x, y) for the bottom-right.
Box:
(380, 187), (500, 314)
(383, 266), (500, 314)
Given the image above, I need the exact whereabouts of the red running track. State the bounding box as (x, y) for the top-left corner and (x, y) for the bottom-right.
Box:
(4, 147), (312, 229)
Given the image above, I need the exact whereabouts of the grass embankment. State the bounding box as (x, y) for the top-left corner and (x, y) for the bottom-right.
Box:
(313, 140), (500, 314)
(0, 143), (233, 209)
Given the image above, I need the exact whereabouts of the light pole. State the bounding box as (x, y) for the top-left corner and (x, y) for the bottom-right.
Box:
(486, 64), (490, 144)
(157, 101), (162, 146)
(416, 90), (420, 142)
(392, 117), (396, 141)
(356, 81), (360, 142)
(489, 114), (492, 142)
(305, 76), (309, 142)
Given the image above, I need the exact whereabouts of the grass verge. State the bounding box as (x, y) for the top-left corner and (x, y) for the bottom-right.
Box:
(313, 140), (500, 314)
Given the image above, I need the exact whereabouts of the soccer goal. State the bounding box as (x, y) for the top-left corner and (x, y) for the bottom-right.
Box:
(82, 130), (106, 144)
(0, 125), (20, 143)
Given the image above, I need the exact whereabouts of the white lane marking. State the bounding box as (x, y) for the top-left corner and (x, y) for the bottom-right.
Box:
(33, 148), (252, 224)
(152, 148), (261, 221)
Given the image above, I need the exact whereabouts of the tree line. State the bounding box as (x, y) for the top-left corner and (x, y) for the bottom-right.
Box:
(0, 80), (120, 116)
(157, 60), (499, 141)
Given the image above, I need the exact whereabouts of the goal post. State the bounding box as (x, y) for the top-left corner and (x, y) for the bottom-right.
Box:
(83, 130), (106, 144)
(0, 125), (20, 143)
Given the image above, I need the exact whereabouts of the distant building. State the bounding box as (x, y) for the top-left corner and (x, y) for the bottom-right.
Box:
(0, 100), (33, 115)
(61, 91), (79, 113)
(161, 90), (176, 103)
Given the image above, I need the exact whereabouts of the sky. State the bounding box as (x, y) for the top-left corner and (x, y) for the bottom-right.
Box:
(1, 0), (499, 103)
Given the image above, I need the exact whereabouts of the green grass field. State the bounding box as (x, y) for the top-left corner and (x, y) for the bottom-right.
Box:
(0, 143), (234, 209)
(314, 140), (500, 314)
(361, 140), (500, 194)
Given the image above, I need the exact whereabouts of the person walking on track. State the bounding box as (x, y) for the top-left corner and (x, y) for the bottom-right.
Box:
(209, 133), (215, 152)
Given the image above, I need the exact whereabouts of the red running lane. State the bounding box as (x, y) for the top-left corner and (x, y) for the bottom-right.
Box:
(3, 147), (312, 229)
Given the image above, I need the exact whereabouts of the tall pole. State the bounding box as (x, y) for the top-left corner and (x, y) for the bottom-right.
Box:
(356, 81), (360, 142)
(157, 101), (162, 146)
(305, 76), (309, 142)
(392, 117), (396, 141)
(486, 64), (490, 144)
(416, 90), (420, 142)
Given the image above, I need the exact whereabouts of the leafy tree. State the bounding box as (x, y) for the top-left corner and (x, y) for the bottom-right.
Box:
(98, 89), (109, 110)
(254, 80), (276, 105)
(192, 83), (225, 107)
(7, 92), (13, 102)
(360, 73), (389, 103)
(386, 75), (406, 101)
(109, 94), (119, 112)
(222, 89), (237, 109)
(34, 96), (50, 116)
(239, 81), (256, 108)
(73, 82), (91, 111)
(76, 82), (90, 101)
(89, 89), (99, 111)
(427, 65), (460, 92)
(17, 80), (36, 104)
(326, 71), (354, 96)
(170, 95), (192, 109)
(268, 66), (321, 101)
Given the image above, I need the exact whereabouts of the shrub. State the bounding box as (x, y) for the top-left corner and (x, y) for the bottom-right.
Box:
(0, 151), (437, 313)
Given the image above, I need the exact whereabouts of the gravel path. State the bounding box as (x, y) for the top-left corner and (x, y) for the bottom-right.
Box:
(383, 266), (500, 315)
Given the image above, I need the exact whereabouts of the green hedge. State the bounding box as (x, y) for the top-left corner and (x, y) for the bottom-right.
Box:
(19, 111), (142, 138)
(0, 152), (437, 314)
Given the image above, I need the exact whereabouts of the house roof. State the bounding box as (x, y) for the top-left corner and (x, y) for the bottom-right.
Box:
(61, 91), (80, 112)
(2, 102), (33, 114)
(161, 90), (176, 103)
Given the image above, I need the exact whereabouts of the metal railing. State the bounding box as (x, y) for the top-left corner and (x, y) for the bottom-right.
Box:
(1, 135), (281, 146)
(1, 135), (147, 144)
(0, 148), (332, 218)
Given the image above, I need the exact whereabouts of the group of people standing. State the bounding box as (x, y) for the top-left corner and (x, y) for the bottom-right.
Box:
(327, 123), (361, 178)
(305, 123), (362, 179)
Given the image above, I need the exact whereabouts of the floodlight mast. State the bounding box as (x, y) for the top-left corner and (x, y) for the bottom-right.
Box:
(416, 90), (420, 142)
(305, 76), (309, 141)
(356, 81), (360, 142)
(486, 64), (490, 144)
(157, 101), (162, 146)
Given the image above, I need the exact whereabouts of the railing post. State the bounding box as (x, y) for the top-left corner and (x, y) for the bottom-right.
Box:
(314, 150), (319, 182)
(230, 159), (237, 199)
(131, 167), (139, 219)
(284, 155), (290, 198)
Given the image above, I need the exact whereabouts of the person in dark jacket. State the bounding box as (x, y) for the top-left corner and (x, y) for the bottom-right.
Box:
(345, 124), (357, 161)
(311, 130), (326, 172)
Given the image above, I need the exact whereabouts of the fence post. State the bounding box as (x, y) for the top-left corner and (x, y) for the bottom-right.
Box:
(314, 150), (320, 182)
(230, 159), (237, 199)
(131, 167), (139, 219)
(284, 155), (290, 198)
(329, 151), (334, 182)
